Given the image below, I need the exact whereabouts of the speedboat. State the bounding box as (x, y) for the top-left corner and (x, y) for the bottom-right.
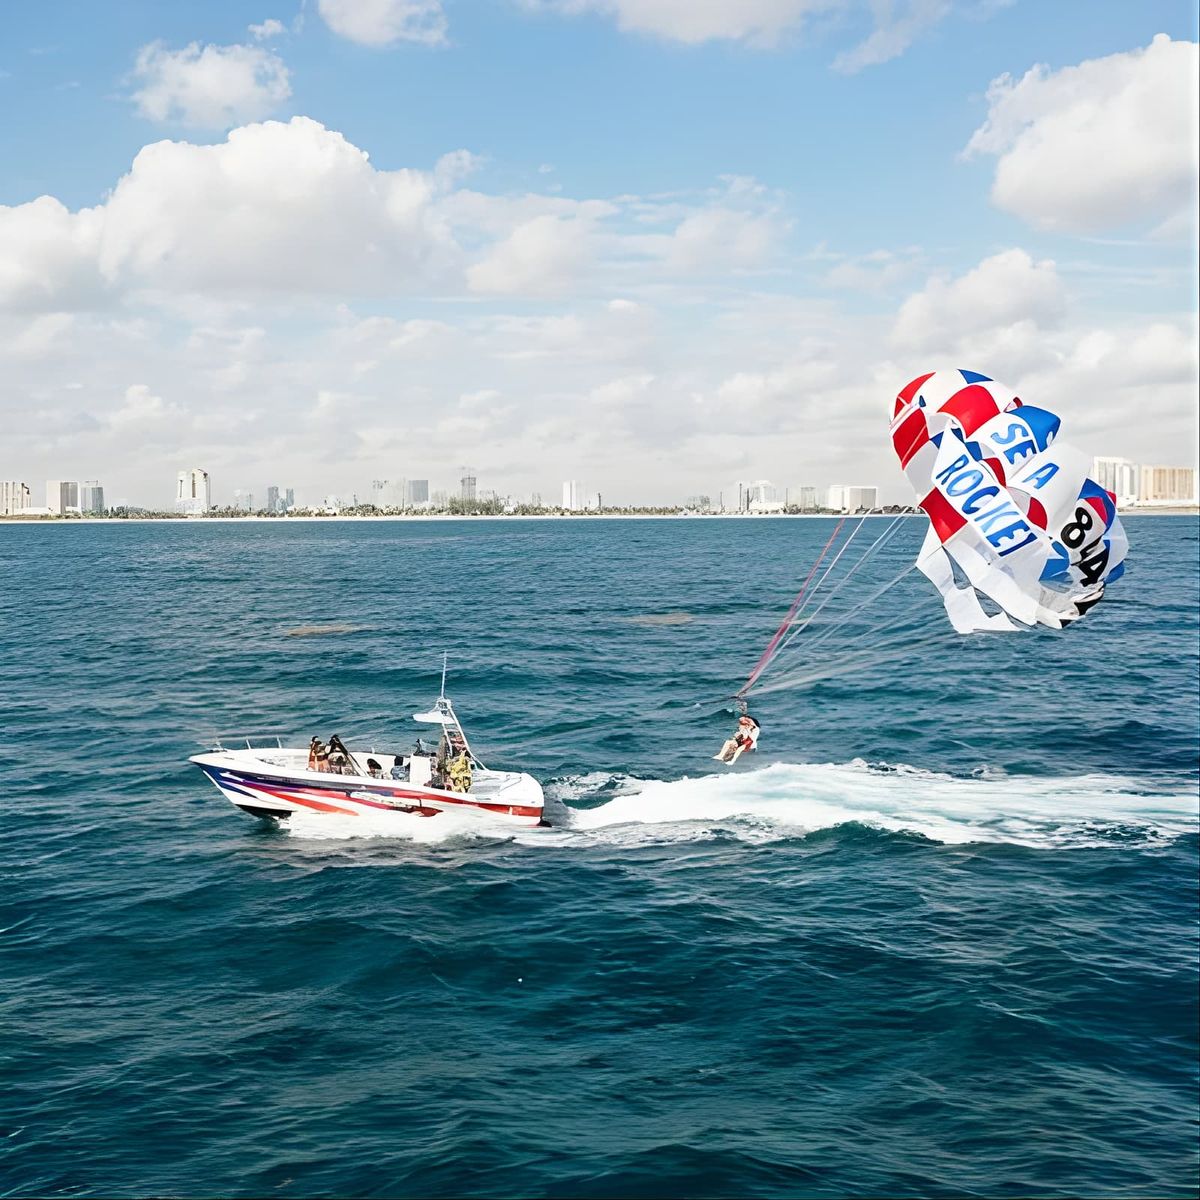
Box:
(189, 688), (545, 828)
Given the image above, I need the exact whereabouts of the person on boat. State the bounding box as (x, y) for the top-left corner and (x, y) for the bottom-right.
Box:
(366, 758), (383, 778)
(714, 715), (761, 764)
(445, 749), (472, 793)
(327, 734), (350, 774)
(390, 755), (407, 780)
(311, 739), (330, 772)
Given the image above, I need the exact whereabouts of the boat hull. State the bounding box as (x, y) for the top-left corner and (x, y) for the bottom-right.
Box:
(190, 752), (545, 827)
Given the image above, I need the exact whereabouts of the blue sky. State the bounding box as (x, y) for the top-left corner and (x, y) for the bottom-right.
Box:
(1, 1), (1196, 506)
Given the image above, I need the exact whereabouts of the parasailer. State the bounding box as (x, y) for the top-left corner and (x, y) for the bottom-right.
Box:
(714, 714), (761, 764)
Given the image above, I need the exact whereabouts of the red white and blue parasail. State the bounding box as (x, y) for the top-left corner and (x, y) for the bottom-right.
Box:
(890, 369), (1127, 632)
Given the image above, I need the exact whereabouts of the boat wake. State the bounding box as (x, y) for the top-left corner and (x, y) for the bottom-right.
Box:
(278, 760), (1198, 850)
(545, 761), (1198, 850)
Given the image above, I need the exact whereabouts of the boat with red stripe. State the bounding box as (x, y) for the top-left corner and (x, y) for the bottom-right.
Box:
(189, 675), (545, 827)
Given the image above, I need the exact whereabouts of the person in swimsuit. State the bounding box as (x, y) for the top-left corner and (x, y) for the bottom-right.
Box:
(714, 715), (761, 764)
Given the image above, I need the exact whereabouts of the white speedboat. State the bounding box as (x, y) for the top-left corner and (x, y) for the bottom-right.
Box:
(190, 689), (545, 828)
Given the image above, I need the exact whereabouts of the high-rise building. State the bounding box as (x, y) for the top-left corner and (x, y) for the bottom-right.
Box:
(731, 480), (781, 511)
(562, 480), (580, 511)
(285, 488), (295, 510)
(46, 480), (80, 514)
(79, 481), (105, 514)
(460, 472), (477, 502)
(745, 480), (781, 512)
(1138, 465), (1198, 505)
(407, 479), (429, 505)
(846, 486), (878, 512)
(796, 486), (820, 510)
(176, 468), (211, 515)
(827, 485), (877, 512)
(727, 480), (784, 513)
(266, 486), (280, 513)
(1, 481), (31, 515)
(1092, 458), (1139, 507)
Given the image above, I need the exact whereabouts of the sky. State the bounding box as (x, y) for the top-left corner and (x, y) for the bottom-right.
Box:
(1, 0), (1197, 508)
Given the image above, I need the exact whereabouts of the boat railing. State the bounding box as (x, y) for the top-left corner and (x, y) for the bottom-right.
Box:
(210, 733), (288, 751)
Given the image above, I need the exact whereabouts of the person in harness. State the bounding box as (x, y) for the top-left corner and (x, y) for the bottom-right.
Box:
(714, 714), (761, 764)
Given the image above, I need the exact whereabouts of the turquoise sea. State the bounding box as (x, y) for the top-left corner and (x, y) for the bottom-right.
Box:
(2, 515), (1197, 1198)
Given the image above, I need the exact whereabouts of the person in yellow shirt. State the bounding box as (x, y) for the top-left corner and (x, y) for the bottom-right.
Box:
(446, 750), (473, 792)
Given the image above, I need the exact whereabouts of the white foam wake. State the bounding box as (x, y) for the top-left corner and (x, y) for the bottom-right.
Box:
(547, 761), (1198, 850)
(278, 760), (1198, 851)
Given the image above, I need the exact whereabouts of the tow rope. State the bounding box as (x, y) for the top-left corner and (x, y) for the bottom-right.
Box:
(736, 518), (845, 699)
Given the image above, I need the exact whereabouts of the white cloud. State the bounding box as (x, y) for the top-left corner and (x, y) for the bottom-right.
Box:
(664, 207), (779, 272)
(832, 0), (949, 72)
(1, 275), (1194, 508)
(7, 312), (77, 358)
(107, 383), (181, 430)
(964, 34), (1200, 236)
(130, 40), (291, 128)
(711, 356), (839, 422)
(523, 0), (958, 63)
(1015, 322), (1198, 451)
(522, 0), (835, 46)
(317, 0), (448, 46)
(823, 247), (923, 292)
(0, 119), (790, 314)
(97, 118), (456, 297)
(249, 18), (285, 40)
(880, 248), (1197, 469)
(467, 214), (595, 294)
(432, 149), (483, 189)
(0, 196), (105, 311)
(891, 248), (1064, 353)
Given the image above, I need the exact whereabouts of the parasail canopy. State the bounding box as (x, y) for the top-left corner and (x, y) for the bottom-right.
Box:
(890, 369), (1128, 633)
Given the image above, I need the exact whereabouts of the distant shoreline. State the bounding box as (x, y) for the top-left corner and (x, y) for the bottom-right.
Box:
(2, 508), (1197, 526)
(0, 511), (908, 525)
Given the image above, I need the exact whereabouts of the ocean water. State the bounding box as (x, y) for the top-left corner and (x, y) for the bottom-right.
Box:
(1, 515), (1197, 1198)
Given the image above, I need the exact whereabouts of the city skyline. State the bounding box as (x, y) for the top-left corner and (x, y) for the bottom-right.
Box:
(5, 453), (1195, 517)
(0, 5), (1195, 504)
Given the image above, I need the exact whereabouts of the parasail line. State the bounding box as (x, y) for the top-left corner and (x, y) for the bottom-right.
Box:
(797, 564), (923, 652)
(749, 629), (952, 696)
(810, 600), (935, 658)
(784, 512), (870, 621)
(736, 518), (846, 697)
(771, 514), (909, 660)
(783, 559), (918, 660)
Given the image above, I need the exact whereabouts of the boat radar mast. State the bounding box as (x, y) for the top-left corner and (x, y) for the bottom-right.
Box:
(410, 652), (483, 766)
